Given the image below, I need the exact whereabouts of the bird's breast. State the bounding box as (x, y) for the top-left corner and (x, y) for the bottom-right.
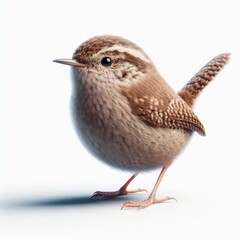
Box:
(71, 85), (191, 172)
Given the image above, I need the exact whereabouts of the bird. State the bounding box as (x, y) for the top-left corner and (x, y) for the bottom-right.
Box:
(53, 35), (230, 209)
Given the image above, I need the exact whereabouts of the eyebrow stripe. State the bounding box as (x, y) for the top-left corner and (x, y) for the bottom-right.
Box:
(97, 45), (150, 63)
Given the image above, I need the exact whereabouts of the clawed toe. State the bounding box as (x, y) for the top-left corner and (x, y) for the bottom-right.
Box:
(121, 196), (177, 210)
(91, 190), (120, 199)
(124, 188), (148, 194)
(91, 188), (148, 200)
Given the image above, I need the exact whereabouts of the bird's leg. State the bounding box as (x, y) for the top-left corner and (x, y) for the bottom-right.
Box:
(122, 166), (176, 210)
(91, 173), (148, 199)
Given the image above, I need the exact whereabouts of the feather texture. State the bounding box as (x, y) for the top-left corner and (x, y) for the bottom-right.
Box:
(123, 70), (206, 135)
(178, 53), (230, 106)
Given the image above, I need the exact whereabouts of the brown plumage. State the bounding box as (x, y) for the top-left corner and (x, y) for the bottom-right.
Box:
(123, 71), (206, 136)
(53, 35), (230, 209)
(178, 53), (230, 107)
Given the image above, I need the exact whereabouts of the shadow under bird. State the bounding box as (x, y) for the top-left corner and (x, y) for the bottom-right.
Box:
(53, 35), (230, 209)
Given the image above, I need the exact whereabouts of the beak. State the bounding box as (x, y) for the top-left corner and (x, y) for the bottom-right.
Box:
(53, 58), (87, 67)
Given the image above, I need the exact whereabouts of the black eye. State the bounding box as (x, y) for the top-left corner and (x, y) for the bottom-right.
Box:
(101, 57), (112, 67)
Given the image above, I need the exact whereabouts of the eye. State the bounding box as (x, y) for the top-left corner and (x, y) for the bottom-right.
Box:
(101, 57), (112, 67)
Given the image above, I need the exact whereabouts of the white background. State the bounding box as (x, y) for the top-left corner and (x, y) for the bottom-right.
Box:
(1, 0), (240, 239)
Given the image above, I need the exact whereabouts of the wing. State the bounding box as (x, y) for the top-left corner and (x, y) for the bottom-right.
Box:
(123, 72), (206, 136)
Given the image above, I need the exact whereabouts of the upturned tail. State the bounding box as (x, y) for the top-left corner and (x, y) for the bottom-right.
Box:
(178, 53), (230, 107)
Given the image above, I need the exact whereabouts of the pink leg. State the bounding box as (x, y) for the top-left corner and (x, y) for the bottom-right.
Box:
(91, 173), (148, 199)
(122, 166), (176, 210)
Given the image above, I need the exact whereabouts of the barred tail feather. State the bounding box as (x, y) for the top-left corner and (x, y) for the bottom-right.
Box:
(178, 53), (230, 107)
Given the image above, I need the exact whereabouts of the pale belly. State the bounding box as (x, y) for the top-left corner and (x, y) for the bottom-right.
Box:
(71, 95), (191, 172)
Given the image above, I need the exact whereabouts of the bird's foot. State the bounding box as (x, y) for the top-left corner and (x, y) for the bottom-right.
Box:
(121, 195), (177, 210)
(91, 187), (148, 200)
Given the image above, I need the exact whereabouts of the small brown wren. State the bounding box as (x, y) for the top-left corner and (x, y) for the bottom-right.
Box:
(53, 35), (230, 209)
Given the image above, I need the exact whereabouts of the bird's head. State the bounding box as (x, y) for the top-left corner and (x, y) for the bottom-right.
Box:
(53, 35), (154, 87)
